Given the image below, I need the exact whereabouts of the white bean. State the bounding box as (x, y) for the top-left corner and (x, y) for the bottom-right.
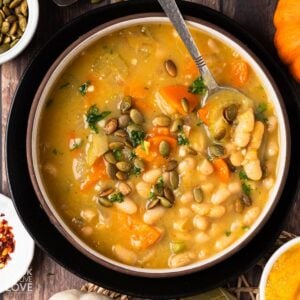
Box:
(208, 205), (226, 218)
(142, 168), (162, 184)
(201, 182), (214, 194)
(234, 108), (255, 147)
(191, 203), (211, 215)
(230, 151), (244, 167)
(193, 215), (209, 231)
(143, 206), (166, 225)
(215, 235), (234, 251)
(228, 181), (242, 194)
(80, 209), (97, 222)
(136, 181), (151, 198)
(197, 159), (214, 175)
(168, 252), (196, 268)
(230, 220), (242, 231)
(198, 249), (208, 259)
(179, 207), (193, 218)
(244, 159), (262, 181)
(195, 232), (210, 244)
(211, 187), (231, 205)
(263, 177), (274, 190)
(113, 244), (137, 265)
(248, 121), (265, 149)
(115, 197), (137, 215)
(173, 218), (193, 232)
(178, 146), (187, 157)
(267, 141), (279, 157)
(180, 191), (194, 204)
(178, 157), (196, 174)
(243, 206), (260, 226)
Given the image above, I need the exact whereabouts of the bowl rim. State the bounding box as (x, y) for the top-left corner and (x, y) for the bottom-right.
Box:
(259, 236), (300, 300)
(0, 0), (39, 65)
(26, 13), (290, 278)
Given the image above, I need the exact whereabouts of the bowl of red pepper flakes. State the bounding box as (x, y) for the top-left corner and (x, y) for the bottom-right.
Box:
(0, 213), (16, 269)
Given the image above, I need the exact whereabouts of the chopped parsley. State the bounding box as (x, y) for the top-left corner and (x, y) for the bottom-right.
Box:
(79, 80), (91, 96)
(149, 176), (164, 199)
(225, 231), (232, 237)
(129, 130), (145, 147)
(86, 105), (111, 133)
(188, 76), (207, 95)
(242, 182), (252, 197)
(108, 192), (124, 203)
(255, 103), (268, 123)
(129, 151), (137, 161)
(177, 133), (189, 145)
(242, 226), (250, 231)
(113, 149), (122, 161)
(239, 170), (249, 181)
(52, 148), (62, 155)
(131, 166), (141, 176)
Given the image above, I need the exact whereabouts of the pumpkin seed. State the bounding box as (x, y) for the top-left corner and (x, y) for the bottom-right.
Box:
(223, 104), (238, 124)
(116, 161), (131, 172)
(130, 108), (144, 124)
(5, 14), (15, 22)
(133, 158), (145, 171)
(116, 171), (128, 181)
(9, 0), (21, 9)
(0, 10), (5, 20)
(186, 146), (197, 155)
(0, 15), (3, 28)
(170, 118), (183, 132)
(235, 199), (244, 213)
(3, 0), (10, 5)
(126, 124), (143, 134)
(118, 182), (131, 196)
(108, 141), (124, 150)
(104, 151), (117, 164)
(0, 33), (3, 43)
(14, 5), (20, 14)
(158, 196), (173, 208)
(114, 129), (127, 138)
(118, 114), (130, 128)
(164, 59), (177, 77)
(170, 241), (185, 254)
(0, 0), (2, 7)
(119, 96), (132, 113)
(208, 144), (225, 158)
(1, 21), (10, 33)
(162, 160), (178, 172)
(213, 127), (226, 141)
(163, 187), (175, 203)
(3, 35), (9, 43)
(241, 194), (252, 207)
(20, 0), (27, 16)
(181, 98), (189, 113)
(152, 115), (171, 127)
(169, 170), (179, 189)
(0, 43), (9, 53)
(104, 118), (118, 135)
(98, 197), (113, 208)
(106, 163), (117, 179)
(2, 6), (10, 16)
(159, 140), (170, 157)
(146, 198), (160, 210)
(193, 187), (203, 203)
(18, 14), (26, 32)
(8, 20), (16, 34)
(99, 188), (114, 197)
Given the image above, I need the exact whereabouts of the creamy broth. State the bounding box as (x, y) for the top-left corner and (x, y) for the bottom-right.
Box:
(38, 24), (279, 269)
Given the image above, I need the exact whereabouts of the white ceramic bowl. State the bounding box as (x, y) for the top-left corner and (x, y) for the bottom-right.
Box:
(0, 0), (39, 65)
(27, 16), (290, 277)
(259, 236), (300, 300)
(0, 194), (34, 293)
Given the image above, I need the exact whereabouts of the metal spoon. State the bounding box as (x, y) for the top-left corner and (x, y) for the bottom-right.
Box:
(52, 0), (78, 7)
(157, 0), (251, 107)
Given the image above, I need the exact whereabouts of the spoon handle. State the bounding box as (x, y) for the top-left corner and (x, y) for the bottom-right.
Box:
(157, 0), (218, 90)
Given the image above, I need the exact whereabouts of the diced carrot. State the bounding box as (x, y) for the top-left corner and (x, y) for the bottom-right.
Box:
(124, 82), (150, 100)
(80, 157), (108, 191)
(149, 127), (170, 136)
(212, 158), (230, 183)
(230, 61), (249, 87)
(159, 85), (199, 115)
(131, 97), (155, 114)
(197, 107), (209, 125)
(127, 216), (161, 250)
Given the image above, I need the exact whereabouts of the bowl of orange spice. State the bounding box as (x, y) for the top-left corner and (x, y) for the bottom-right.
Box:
(259, 236), (300, 300)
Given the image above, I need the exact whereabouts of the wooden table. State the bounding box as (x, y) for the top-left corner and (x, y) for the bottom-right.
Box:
(1, 0), (299, 299)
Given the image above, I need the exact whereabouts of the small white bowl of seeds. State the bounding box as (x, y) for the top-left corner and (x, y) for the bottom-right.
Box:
(0, 0), (39, 65)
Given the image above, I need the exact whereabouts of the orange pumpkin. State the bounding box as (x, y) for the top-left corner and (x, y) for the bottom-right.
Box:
(273, 0), (300, 82)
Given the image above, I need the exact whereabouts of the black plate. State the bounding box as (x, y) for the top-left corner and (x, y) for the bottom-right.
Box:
(6, 0), (300, 298)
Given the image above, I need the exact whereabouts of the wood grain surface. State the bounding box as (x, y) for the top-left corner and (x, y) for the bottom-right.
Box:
(0, 0), (299, 299)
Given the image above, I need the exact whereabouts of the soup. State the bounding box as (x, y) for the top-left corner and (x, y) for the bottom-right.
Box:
(37, 23), (279, 269)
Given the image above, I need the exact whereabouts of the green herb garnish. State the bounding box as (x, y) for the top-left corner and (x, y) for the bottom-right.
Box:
(79, 80), (91, 96)
(86, 105), (111, 133)
(188, 76), (207, 95)
(129, 130), (145, 147)
(239, 170), (249, 181)
(131, 166), (141, 176)
(255, 103), (268, 123)
(113, 149), (122, 161)
(242, 226), (250, 231)
(129, 151), (137, 161)
(242, 182), (252, 196)
(225, 231), (231, 237)
(108, 192), (124, 203)
(177, 133), (189, 145)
